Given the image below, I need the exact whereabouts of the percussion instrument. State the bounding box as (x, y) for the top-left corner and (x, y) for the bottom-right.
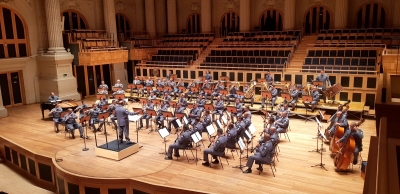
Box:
(324, 84), (342, 99)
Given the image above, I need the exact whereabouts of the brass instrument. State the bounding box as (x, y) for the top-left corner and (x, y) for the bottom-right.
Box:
(208, 135), (218, 148)
(261, 82), (270, 91)
(282, 82), (291, 93)
(244, 83), (255, 99)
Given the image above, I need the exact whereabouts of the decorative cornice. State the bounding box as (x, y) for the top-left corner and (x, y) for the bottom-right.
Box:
(224, 0), (239, 12)
(191, 2), (200, 13)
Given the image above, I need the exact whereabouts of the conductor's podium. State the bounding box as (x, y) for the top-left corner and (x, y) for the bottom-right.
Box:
(95, 139), (140, 161)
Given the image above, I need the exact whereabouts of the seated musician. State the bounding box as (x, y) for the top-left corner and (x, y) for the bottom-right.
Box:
(265, 71), (274, 85)
(164, 78), (175, 96)
(85, 104), (102, 132)
(226, 82), (239, 105)
(63, 108), (84, 139)
(185, 80), (196, 101)
(261, 85), (278, 110)
(154, 78), (165, 97)
(243, 134), (274, 174)
(196, 94), (206, 112)
(289, 85), (300, 110)
(202, 129), (227, 166)
(99, 81), (109, 91)
(165, 125), (192, 160)
(188, 103), (201, 125)
(141, 77), (154, 97)
(106, 100), (118, 129)
(240, 83), (254, 107)
(162, 92), (172, 107)
(212, 96), (225, 123)
(132, 77), (142, 94)
(148, 91), (157, 101)
(210, 81), (224, 103)
(258, 126), (279, 145)
(200, 80), (211, 100)
(310, 87), (320, 112)
(112, 88), (125, 99)
(168, 103), (186, 132)
(230, 98), (243, 122)
(201, 110), (212, 132)
(192, 117), (205, 136)
(177, 93), (188, 108)
(139, 100), (154, 129)
(97, 97), (107, 109)
(174, 78), (185, 100)
(328, 111), (348, 136)
(243, 106), (252, 122)
(153, 101), (169, 128)
(329, 105), (346, 122)
(74, 100), (89, 119)
(277, 103), (290, 118)
(313, 69), (331, 103)
(226, 123), (239, 149)
(336, 122), (363, 165)
(49, 104), (63, 133)
(114, 79), (123, 89)
(205, 70), (212, 81)
(48, 92), (60, 102)
(98, 86), (108, 99)
(275, 112), (289, 133)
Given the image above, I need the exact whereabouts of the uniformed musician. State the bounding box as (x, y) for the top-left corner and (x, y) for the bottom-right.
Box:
(165, 78), (176, 96)
(192, 117), (205, 136)
(142, 77), (154, 97)
(277, 103), (290, 119)
(201, 110), (212, 132)
(241, 84), (254, 107)
(153, 101), (169, 128)
(49, 104), (63, 133)
(329, 105), (345, 123)
(98, 86), (109, 99)
(162, 92), (172, 107)
(196, 94), (206, 112)
(265, 71), (274, 85)
(289, 85), (299, 110)
(48, 92), (60, 102)
(243, 106), (252, 122)
(210, 81), (224, 103)
(174, 78), (185, 100)
(243, 134), (274, 174)
(166, 70), (173, 79)
(230, 98), (243, 122)
(106, 100), (118, 129)
(74, 100), (89, 119)
(114, 79), (123, 89)
(154, 78), (164, 96)
(336, 122), (364, 165)
(148, 91), (157, 101)
(261, 85), (278, 109)
(85, 104), (102, 132)
(115, 101), (139, 144)
(202, 129), (227, 166)
(212, 96), (225, 123)
(185, 80), (196, 101)
(329, 111), (348, 136)
(226, 82), (239, 105)
(205, 70), (212, 81)
(99, 81), (109, 91)
(313, 69), (331, 103)
(139, 100), (154, 129)
(97, 97), (107, 109)
(188, 103), (201, 125)
(63, 108), (84, 139)
(132, 77), (142, 95)
(112, 88), (124, 99)
(200, 80), (211, 100)
(167, 103), (186, 132)
(165, 125), (192, 160)
(275, 112), (289, 133)
(310, 87), (320, 112)
(177, 93), (188, 108)
(259, 126), (279, 145)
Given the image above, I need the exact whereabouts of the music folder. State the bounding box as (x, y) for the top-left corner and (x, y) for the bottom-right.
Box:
(132, 108), (143, 115)
(319, 128), (327, 141)
(175, 119), (183, 128)
(244, 130), (252, 140)
(191, 132), (202, 143)
(248, 124), (256, 134)
(238, 137), (245, 151)
(128, 115), (141, 122)
(158, 127), (170, 139)
(183, 116), (189, 125)
(315, 117), (322, 128)
(216, 119), (223, 129)
(206, 124), (216, 135)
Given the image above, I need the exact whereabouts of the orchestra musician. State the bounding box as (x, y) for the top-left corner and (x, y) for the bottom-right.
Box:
(243, 133), (274, 174)
(162, 92), (172, 107)
(164, 78), (175, 96)
(275, 112), (289, 133)
(202, 129), (227, 166)
(329, 105), (345, 123)
(328, 111), (348, 136)
(153, 101), (169, 128)
(112, 88), (124, 99)
(174, 78), (185, 100)
(261, 85), (277, 109)
(205, 70), (212, 81)
(226, 82), (239, 105)
(185, 80), (196, 101)
(115, 101), (139, 144)
(313, 69), (331, 103)
(177, 93), (188, 108)
(148, 91), (157, 101)
(165, 125), (192, 160)
(192, 117), (205, 136)
(154, 78), (164, 96)
(212, 96), (225, 123)
(335, 122), (364, 165)
(289, 85), (299, 110)
(139, 100), (154, 129)
(48, 92), (60, 102)
(167, 103), (186, 132)
(166, 70), (173, 79)
(74, 100), (88, 119)
(196, 94), (206, 112)
(85, 104), (102, 132)
(63, 108), (84, 139)
(132, 77), (142, 94)
(230, 98), (243, 122)
(106, 100), (118, 129)
(241, 83), (254, 107)
(200, 80), (211, 100)
(265, 71), (274, 85)
(310, 87), (320, 112)
(141, 77), (154, 97)
(49, 104), (63, 133)
(201, 110), (212, 130)
(258, 126), (279, 145)
(97, 97), (107, 109)
(99, 81), (109, 91)
(188, 103), (201, 125)
(226, 122), (239, 149)
(210, 81), (224, 103)
(114, 79), (123, 89)
(243, 106), (252, 122)
(277, 103), (290, 119)
(98, 86), (109, 99)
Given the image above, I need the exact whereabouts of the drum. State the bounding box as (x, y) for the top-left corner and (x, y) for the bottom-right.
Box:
(324, 84), (342, 99)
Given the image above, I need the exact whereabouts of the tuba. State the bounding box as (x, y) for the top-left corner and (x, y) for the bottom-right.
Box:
(244, 83), (255, 99)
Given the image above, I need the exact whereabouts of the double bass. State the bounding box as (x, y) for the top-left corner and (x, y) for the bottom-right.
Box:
(329, 118), (364, 154)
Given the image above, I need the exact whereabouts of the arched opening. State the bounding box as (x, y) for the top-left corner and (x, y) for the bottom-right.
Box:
(61, 10), (88, 31)
(221, 11), (240, 36)
(186, 13), (201, 34)
(356, 2), (386, 28)
(259, 9), (283, 31)
(304, 6), (332, 34)
(115, 13), (131, 39)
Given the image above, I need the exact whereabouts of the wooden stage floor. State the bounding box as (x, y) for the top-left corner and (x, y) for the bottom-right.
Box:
(0, 98), (375, 194)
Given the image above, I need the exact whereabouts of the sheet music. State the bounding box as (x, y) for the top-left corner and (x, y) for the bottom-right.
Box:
(128, 115), (141, 122)
(123, 99), (128, 102)
(315, 117), (322, 128)
(248, 124), (256, 134)
(245, 130), (252, 140)
(183, 116), (188, 124)
(206, 124), (216, 135)
(191, 132), (202, 143)
(318, 128), (327, 141)
(158, 128), (170, 138)
(225, 111), (231, 118)
(176, 119), (183, 127)
(216, 120), (223, 129)
(50, 100), (56, 103)
(238, 137), (245, 151)
(221, 115), (228, 125)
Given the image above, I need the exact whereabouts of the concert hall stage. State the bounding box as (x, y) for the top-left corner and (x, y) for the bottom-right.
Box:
(0, 98), (374, 194)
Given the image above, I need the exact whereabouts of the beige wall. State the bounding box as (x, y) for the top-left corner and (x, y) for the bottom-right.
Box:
(250, 0), (284, 30)
(59, 0), (104, 30)
(177, 0), (201, 33)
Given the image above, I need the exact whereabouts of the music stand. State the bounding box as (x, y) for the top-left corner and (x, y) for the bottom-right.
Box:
(164, 86), (173, 92)
(191, 131), (202, 165)
(226, 106), (237, 122)
(299, 95), (316, 122)
(128, 114), (141, 146)
(146, 86), (153, 94)
(171, 117), (183, 134)
(136, 84), (144, 97)
(162, 111), (174, 141)
(311, 119), (328, 171)
(158, 127), (170, 157)
(206, 124), (216, 137)
(170, 74), (177, 80)
(80, 115), (91, 151)
(112, 87), (122, 92)
(146, 109), (157, 132)
(139, 98), (147, 106)
(96, 94), (106, 100)
(151, 99), (161, 106)
(232, 137), (246, 172)
(190, 87), (198, 93)
(220, 76), (230, 83)
(204, 104), (214, 111)
(281, 93), (291, 104)
(257, 78), (266, 83)
(178, 86), (186, 93)
(204, 88), (212, 95)
(127, 84), (135, 97)
(312, 81), (323, 88)
(114, 94), (125, 100)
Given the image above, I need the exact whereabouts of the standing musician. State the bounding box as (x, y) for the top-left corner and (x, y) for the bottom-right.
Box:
(166, 70), (173, 79)
(165, 125), (192, 160)
(63, 108), (84, 139)
(114, 79), (123, 89)
(74, 100), (89, 119)
(226, 82), (239, 105)
(289, 85), (300, 110)
(115, 101), (138, 144)
(212, 96), (225, 123)
(177, 93), (188, 108)
(230, 98), (243, 122)
(265, 71), (274, 85)
(85, 104), (102, 132)
(141, 77), (154, 97)
(162, 92), (172, 107)
(310, 87), (320, 112)
(139, 100), (154, 129)
(153, 101), (169, 128)
(261, 85), (278, 109)
(48, 92), (60, 101)
(49, 104), (63, 133)
(168, 103), (186, 132)
(98, 86), (109, 99)
(200, 80), (211, 100)
(210, 81), (224, 103)
(313, 69), (331, 103)
(205, 70), (212, 81)
(275, 112), (289, 133)
(243, 134), (274, 174)
(99, 81), (109, 91)
(174, 78), (185, 100)
(196, 94), (206, 112)
(328, 111), (348, 136)
(185, 80), (196, 101)
(336, 122), (364, 165)
(188, 103), (202, 125)
(241, 83), (254, 107)
(202, 129), (227, 166)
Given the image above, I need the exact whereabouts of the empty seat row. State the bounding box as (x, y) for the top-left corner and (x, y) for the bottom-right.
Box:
(217, 44), (294, 48)
(162, 38), (209, 42)
(313, 43), (386, 48)
(144, 63), (187, 68)
(200, 63), (285, 71)
(223, 37), (297, 42)
(227, 30), (301, 37)
(157, 50), (198, 56)
(205, 57), (288, 64)
(308, 49), (377, 57)
(210, 50), (290, 57)
(151, 55), (193, 63)
(146, 61), (188, 65)
(317, 35), (385, 41)
(320, 28), (400, 35)
(304, 57), (376, 66)
(302, 65), (376, 75)
(163, 33), (214, 38)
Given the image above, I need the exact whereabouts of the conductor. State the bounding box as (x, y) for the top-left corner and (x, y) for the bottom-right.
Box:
(115, 101), (138, 144)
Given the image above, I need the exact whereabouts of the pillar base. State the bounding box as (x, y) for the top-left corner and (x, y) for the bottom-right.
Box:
(0, 106), (7, 118)
(46, 47), (67, 54)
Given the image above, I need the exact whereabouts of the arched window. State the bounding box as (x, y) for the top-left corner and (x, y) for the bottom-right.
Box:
(304, 6), (332, 34)
(186, 13), (200, 34)
(115, 14), (131, 38)
(357, 2), (386, 28)
(260, 9), (283, 31)
(0, 6), (29, 59)
(62, 10), (88, 31)
(221, 11), (240, 36)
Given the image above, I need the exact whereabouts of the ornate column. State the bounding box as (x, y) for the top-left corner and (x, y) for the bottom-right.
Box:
(35, 0), (48, 53)
(239, 0), (250, 32)
(392, 0), (400, 28)
(201, 0), (212, 33)
(145, 0), (157, 37)
(103, 0), (118, 45)
(334, 0), (348, 29)
(0, 86), (7, 118)
(44, 0), (65, 52)
(167, 0), (178, 34)
(283, 0), (295, 30)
